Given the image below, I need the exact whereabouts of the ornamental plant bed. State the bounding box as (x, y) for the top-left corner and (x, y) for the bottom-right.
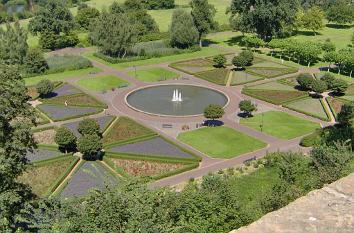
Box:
(18, 156), (77, 198)
(108, 158), (187, 177)
(231, 71), (263, 85)
(246, 81), (295, 91)
(33, 129), (57, 145)
(246, 67), (298, 79)
(170, 58), (215, 74)
(51, 83), (83, 97)
(63, 116), (115, 137)
(284, 98), (329, 121)
(60, 162), (117, 199)
(42, 93), (107, 108)
(277, 76), (298, 87)
(107, 137), (195, 160)
(195, 68), (230, 85)
(37, 104), (103, 122)
(327, 97), (347, 118)
(26, 148), (62, 162)
(103, 117), (156, 145)
(242, 89), (308, 105)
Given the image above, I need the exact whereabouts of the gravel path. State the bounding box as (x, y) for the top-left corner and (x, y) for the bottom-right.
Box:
(107, 137), (194, 159)
(60, 162), (117, 199)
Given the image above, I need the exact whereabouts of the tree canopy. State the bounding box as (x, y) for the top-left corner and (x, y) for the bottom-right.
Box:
(170, 9), (198, 49)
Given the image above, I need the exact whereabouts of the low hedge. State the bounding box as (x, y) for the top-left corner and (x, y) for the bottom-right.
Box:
(103, 156), (131, 179)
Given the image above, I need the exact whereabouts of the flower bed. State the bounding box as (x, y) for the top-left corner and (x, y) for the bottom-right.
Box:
(63, 116), (115, 137)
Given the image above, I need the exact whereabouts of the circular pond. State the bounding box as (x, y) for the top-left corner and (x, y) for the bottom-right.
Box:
(126, 84), (229, 117)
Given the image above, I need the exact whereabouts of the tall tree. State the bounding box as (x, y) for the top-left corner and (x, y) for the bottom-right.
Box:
(326, 0), (354, 25)
(190, 0), (216, 47)
(229, 0), (300, 40)
(170, 9), (198, 49)
(301, 6), (325, 34)
(89, 11), (138, 58)
(0, 22), (28, 65)
(0, 65), (35, 231)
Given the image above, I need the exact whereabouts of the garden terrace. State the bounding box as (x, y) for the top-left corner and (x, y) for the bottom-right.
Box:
(59, 162), (118, 199)
(106, 155), (199, 180)
(284, 98), (330, 121)
(177, 126), (267, 159)
(37, 104), (104, 122)
(127, 67), (179, 82)
(63, 116), (116, 137)
(106, 137), (197, 160)
(230, 71), (263, 85)
(18, 156), (79, 198)
(103, 117), (157, 146)
(195, 68), (230, 85)
(240, 111), (320, 140)
(76, 75), (130, 92)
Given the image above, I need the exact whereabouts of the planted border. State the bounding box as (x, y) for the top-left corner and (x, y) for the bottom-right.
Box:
(246, 67), (298, 79)
(42, 93), (108, 108)
(194, 68), (230, 85)
(242, 88), (308, 105)
(284, 98), (330, 122)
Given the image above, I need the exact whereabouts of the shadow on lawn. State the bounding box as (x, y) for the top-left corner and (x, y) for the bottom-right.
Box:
(203, 120), (224, 127)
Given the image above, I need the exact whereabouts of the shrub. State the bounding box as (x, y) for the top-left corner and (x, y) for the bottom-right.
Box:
(239, 100), (257, 117)
(213, 54), (227, 68)
(296, 73), (314, 90)
(331, 79), (349, 94)
(77, 134), (103, 160)
(36, 79), (54, 97)
(75, 6), (100, 30)
(78, 118), (101, 136)
(232, 50), (253, 69)
(337, 102), (354, 125)
(320, 73), (336, 88)
(240, 50), (254, 65)
(55, 127), (77, 153)
(311, 80), (327, 95)
(46, 55), (92, 73)
(24, 48), (48, 74)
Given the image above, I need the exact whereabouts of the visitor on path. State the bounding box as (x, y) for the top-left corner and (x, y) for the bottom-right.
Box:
(64, 101), (68, 107)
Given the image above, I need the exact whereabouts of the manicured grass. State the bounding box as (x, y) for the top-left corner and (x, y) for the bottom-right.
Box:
(242, 89), (307, 105)
(231, 71), (263, 85)
(24, 67), (101, 86)
(195, 68), (229, 85)
(284, 98), (329, 121)
(240, 111), (320, 140)
(18, 157), (76, 197)
(127, 67), (179, 82)
(170, 58), (215, 74)
(42, 93), (106, 108)
(103, 117), (156, 145)
(76, 75), (129, 92)
(177, 126), (267, 159)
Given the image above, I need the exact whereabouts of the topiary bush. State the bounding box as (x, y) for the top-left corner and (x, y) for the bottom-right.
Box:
(78, 118), (101, 136)
(213, 54), (227, 68)
(77, 134), (103, 160)
(36, 79), (54, 97)
(55, 127), (77, 153)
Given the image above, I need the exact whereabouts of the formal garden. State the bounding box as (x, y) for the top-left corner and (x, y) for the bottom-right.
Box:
(2, 0), (354, 232)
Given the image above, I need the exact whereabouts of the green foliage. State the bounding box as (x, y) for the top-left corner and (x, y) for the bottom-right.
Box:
(46, 55), (92, 73)
(337, 102), (354, 125)
(242, 36), (265, 49)
(75, 6), (100, 30)
(204, 104), (225, 120)
(54, 127), (77, 153)
(301, 6), (325, 33)
(39, 31), (79, 50)
(322, 39), (336, 52)
(190, 0), (216, 46)
(36, 79), (54, 97)
(229, 0), (299, 39)
(169, 9), (199, 49)
(77, 134), (102, 160)
(78, 118), (100, 136)
(321, 73), (349, 94)
(300, 129), (322, 147)
(212, 54), (226, 68)
(311, 79), (327, 94)
(296, 73), (314, 90)
(232, 50), (253, 69)
(311, 142), (353, 184)
(142, 0), (175, 10)
(24, 48), (48, 74)
(326, 1), (354, 25)
(239, 100), (257, 117)
(0, 22), (28, 65)
(0, 65), (35, 231)
(89, 11), (138, 58)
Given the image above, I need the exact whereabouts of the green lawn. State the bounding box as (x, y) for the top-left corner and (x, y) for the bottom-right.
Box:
(127, 67), (179, 82)
(76, 75), (129, 92)
(231, 71), (263, 85)
(24, 67), (101, 86)
(177, 126), (267, 159)
(240, 111), (320, 140)
(247, 81), (296, 91)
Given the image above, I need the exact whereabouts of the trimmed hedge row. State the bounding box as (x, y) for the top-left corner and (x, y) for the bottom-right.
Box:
(105, 151), (200, 163)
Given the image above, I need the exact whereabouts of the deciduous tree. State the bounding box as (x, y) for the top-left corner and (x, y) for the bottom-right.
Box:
(170, 9), (198, 49)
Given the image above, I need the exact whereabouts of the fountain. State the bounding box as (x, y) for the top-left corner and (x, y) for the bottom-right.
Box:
(172, 89), (182, 102)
